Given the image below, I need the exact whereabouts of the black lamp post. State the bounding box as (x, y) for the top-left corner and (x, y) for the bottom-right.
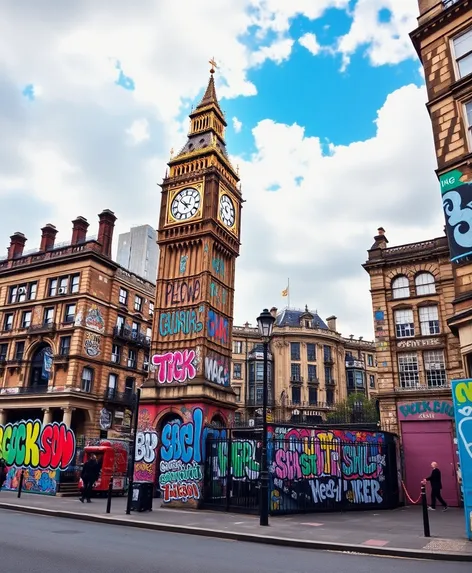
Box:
(126, 387), (141, 515)
(257, 308), (275, 527)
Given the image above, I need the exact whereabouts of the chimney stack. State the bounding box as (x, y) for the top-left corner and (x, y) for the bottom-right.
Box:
(370, 227), (388, 250)
(7, 232), (27, 260)
(326, 315), (337, 332)
(40, 224), (58, 252)
(97, 209), (117, 258)
(71, 216), (89, 245)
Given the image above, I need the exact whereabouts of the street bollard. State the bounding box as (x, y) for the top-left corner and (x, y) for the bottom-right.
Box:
(17, 470), (24, 498)
(106, 477), (113, 514)
(421, 483), (430, 537)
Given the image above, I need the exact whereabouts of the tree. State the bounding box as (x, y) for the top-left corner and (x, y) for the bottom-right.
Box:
(326, 393), (379, 425)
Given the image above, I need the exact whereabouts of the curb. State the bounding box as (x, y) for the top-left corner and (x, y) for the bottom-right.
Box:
(0, 502), (470, 562)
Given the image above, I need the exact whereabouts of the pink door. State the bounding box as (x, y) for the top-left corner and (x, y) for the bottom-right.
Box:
(402, 421), (458, 507)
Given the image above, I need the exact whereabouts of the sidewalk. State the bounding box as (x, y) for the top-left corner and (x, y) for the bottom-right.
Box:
(0, 490), (470, 561)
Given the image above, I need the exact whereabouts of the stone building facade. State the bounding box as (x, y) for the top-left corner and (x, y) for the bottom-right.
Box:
(364, 228), (463, 506)
(0, 211), (154, 439)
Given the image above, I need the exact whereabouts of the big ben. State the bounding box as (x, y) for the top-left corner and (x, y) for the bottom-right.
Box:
(140, 60), (242, 458)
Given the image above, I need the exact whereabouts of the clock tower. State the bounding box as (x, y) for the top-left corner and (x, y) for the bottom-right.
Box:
(138, 62), (242, 504)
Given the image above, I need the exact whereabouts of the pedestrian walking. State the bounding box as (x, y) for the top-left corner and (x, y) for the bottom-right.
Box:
(424, 461), (448, 511)
(0, 458), (7, 491)
(80, 454), (100, 503)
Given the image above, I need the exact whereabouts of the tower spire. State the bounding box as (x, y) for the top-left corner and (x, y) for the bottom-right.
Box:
(195, 57), (222, 114)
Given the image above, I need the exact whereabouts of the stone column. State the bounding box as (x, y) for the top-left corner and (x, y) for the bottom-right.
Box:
(0, 409), (6, 425)
(42, 408), (53, 425)
(62, 407), (75, 427)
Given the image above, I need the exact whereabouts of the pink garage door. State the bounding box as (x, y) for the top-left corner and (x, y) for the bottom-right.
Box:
(402, 421), (459, 507)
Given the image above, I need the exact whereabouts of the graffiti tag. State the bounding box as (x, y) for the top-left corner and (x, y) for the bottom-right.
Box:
(159, 309), (203, 337)
(152, 349), (197, 384)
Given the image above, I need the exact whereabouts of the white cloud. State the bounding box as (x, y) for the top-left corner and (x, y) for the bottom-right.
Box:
(126, 119), (150, 145)
(251, 37), (295, 66)
(299, 33), (321, 56)
(336, 0), (418, 71)
(232, 117), (243, 133)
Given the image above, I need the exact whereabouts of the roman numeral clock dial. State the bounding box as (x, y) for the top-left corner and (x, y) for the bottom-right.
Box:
(220, 194), (235, 228)
(170, 188), (201, 221)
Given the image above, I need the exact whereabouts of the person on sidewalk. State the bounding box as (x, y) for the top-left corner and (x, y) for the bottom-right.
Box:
(80, 454), (100, 503)
(0, 458), (7, 491)
(424, 461), (448, 511)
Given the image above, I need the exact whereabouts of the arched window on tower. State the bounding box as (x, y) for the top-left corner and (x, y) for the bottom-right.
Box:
(391, 275), (410, 299)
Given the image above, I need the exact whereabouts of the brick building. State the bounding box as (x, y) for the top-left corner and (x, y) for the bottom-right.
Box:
(0, 210), (154, 439)
(364, 228), (462, 506)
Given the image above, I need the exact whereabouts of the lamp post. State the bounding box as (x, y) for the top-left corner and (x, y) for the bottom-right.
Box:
(126, 387), (141, 515)
(257, 308), (275, 527)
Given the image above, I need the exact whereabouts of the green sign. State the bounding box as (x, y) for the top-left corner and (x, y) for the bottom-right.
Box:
(440, 169), (463, 193)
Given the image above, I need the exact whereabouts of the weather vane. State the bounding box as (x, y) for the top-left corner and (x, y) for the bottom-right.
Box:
(209, 57), (218, 74)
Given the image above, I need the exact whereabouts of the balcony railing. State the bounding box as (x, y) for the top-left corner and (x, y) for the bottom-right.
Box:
(394, 382), (451, 392)
(346, 359), (365, 369)
(113, 326), (151, 348)
(325, 378), (336, 386)
(307, 377), (319, 385)
(28, 322), (56, 334)
(0, 385), (93, 396)
(290, 376), (303, 384)
(443, 0), (462, 8)
(287, 401), (335, 409)
(104, 388), (135, 405)
(324, 357), (334, 365)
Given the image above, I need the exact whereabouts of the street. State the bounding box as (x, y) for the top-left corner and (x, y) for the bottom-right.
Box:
(0, 511), (469, 572)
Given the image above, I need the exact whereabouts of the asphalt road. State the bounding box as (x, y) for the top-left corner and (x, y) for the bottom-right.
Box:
(0, 510), (469, 572)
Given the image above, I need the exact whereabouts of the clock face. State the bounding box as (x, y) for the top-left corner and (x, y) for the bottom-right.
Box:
(170, 187), (201, 221)
(220, 194), (235, 228)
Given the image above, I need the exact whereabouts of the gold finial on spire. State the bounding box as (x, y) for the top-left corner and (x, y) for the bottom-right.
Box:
(209, 57), (218, 74)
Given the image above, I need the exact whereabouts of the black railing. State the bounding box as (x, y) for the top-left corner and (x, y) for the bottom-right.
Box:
(0, 385), (82, 395)
(113, 326), (151, 348)
(290, 376), (303, 384)
(28, 322), (56, 334)
(326, 379), (336, 386)
(443, 0), (461, 8)
(307, 377), (319, 385)
(104, 388), (135, 405)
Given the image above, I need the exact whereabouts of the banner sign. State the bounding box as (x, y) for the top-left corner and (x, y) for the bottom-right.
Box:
(441, 175), (472, 263)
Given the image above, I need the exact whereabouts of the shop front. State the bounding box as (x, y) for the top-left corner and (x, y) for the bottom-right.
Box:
(398, 398), (459, 507)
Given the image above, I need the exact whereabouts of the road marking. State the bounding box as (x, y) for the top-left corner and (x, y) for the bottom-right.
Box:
(363, 539), (389, 547)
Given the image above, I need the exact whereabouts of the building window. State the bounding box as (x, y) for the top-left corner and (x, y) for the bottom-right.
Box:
(107, 373), (118, 397)
(48, 278), (58, 297)
(64, 304), (76, 323)
(415, 272), (436, 296)
(255, 362), (264, 381)
(323, 345), (332, 362)
(15, 341), (25, 361)
(395, 309), (415, 338)
(144, 353), (150, 371)
(0, 343), (8, 361)
(306, 343), (316, 361)
(308, 364), (317, 382)
(81, 367), (93, 392)
(398, 352), (419, 388)
(424, 350), (447, 387)
(149, 302), (154, 317)
(125, 377), (135, 395)
(119, 288), (128, 305)
(233, 340), (243, 354)
(48, 274), (79, 296)
(71, 274), (80, 294)
(44, 307), (55, 325)
(453, 27), (472, 80)
(325, 366), (332, 383)
(59, 336), (71, 355)
(131, 321), (139, 334)
(116, 315), (125, 329)
(347, 370), (355, 389)
(369, 374), (375, 389)
(308, 387), (318, 405)
(3, 313), (13, 331)
(291, 363), (301, 381)
(233, 363), (242, 379)
(134, 295), (143, 312)
(146, 327), (152, 341)
(326, 390), (334, 405)
(112, 344), (121, 364)
(419, 305), (440, 336)
(291, 386), (301, 405)
(367, 354), (374, 367)
(290, 342), (300, 361)
(465, 101), (472, 148)
(21, 310), (32, 329)
(392, 275), (409, 299)
(8, 282), (37, 304)
(128, 348), (137, 369)
(355, 370), (364, 388)
(234, 386), (241, 402)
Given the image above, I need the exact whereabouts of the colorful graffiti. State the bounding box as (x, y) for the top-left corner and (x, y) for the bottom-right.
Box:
(204, 351), (229, 386)
(0, 420), (76, 470)
(165, 279), (201, 306)
(159, 308), (203, 337)
(2, 467), (59, 495)
(151, 349), (197, 384)
(84, 331), (101, 357)
(135, 430), (159, 482)
(210, 282), (227, 306)
(207, 309), (229, 345)
(85, 305), (105, 333)
(212, 257), (225, 278)
(179, 254), (189, 274)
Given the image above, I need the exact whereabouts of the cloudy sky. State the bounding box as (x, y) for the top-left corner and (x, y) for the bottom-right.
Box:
(0, 0), (445, 339)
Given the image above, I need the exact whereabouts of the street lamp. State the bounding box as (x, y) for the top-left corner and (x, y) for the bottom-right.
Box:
(256, 308), (275, 527)
(125, 387), (141, 515)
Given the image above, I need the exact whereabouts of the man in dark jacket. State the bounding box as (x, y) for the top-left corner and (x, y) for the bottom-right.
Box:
(0, 458), (7, 491)
(425, 461), (448, 511)
(80, 454), (100, 503)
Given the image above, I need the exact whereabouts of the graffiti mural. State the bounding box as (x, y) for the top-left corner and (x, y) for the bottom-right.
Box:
(158, 308), (203, 337)
(135, 431), (159, 482)
(85, 305), (105, 333)
(179, 254), (189, 274)
(204, 350), (230, 387)
(84, 332), (101, 357)
(209, 281), (227, 307)
(212, 257), (225, 278)
(0, 420), (76, 496)
(151, 349), (197, 384)
(207, 309), (229, 345)
(165, 278), (201, 306)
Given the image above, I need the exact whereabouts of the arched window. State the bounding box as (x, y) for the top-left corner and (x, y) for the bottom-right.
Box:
(415, 272), (436, 295)
(392, 275), (409, 299)
(29, 343), (53, 388)
(81, 367), (94, 393)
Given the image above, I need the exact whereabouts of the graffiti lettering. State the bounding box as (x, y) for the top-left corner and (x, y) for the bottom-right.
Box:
(204, 353), (229, 386)
(455, 381), (472, 403)
(179, 255), (188, 274)
(136, 431), (158, 463)
(0, 420), (76, 471)
(310, 478), (342, 503)
(210, 282), (227, 305)
(152, 350), (197, 384)
(159, 310), (203, 337)
(165, 279), (201, 306)
(161, 408), (203, 464)
(161, 481), (200, 503)
(207, 310), (228, 345)
(212, 257), (225, 278)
